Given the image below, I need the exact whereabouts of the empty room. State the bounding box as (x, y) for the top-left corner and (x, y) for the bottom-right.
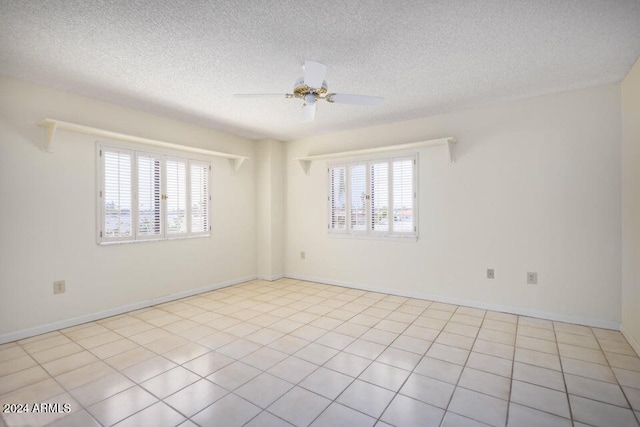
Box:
(1, 1), (640, 426)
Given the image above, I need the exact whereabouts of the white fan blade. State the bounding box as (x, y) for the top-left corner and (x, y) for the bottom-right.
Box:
(303, 60), (327, 89)
(301, 103), (316, 122)
(328, 93), (384, 106)
(234, 93), (290, 98)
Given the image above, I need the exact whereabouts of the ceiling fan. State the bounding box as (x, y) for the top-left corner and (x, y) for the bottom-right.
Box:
(234, 60), (384, 122)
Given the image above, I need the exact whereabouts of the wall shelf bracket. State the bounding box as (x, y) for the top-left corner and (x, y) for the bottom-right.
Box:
(230, 157), (246, 174)
(447, 139), (456, 163)
(42, 120), (58, 152)
(298, 158), (312, 175)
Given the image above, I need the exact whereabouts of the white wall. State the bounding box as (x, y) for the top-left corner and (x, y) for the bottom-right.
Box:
(256, 139), (285, 280)
(256, 141), (273, 278)
(622, 57), (640, 351)
(286, 84), (622, 328)
(270, 141), (285, 277)
(0, 77), (257, 338)
(0, 75), (627, 339)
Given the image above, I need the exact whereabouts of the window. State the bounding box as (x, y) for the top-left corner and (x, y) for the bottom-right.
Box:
(98, 144), (211, 244)
(328, 154), (417, 239)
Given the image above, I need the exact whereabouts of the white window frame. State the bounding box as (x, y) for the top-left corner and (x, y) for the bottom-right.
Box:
(327, 153), (418, 241)
(97, 142), (212, 245)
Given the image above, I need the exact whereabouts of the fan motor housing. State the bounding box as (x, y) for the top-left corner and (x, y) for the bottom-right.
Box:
(293, 77), (328, 99)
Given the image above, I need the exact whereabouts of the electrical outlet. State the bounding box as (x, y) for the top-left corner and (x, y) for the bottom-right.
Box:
(527, 272), (538, 285)
(53, 280), (66, 294)
(487, 269), (495, 279)
(300, 251), (305, 260)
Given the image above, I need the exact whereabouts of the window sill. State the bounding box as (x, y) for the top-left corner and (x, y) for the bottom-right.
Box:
(328, 233), (418, 242)
(98, 234), (211, 246)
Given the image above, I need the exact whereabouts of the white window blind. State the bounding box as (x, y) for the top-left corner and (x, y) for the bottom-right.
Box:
(328, 165), (347, 232)
(98, 144), (211, 244)
(136, 153), (162, 239)
(393, 157), (414, 233)
(103, 148), (133, 240)
(349, 164), (367, 232)
(190, 161), (210, 235)
(370, 161), (389, 233)
(328, 154), (417, 239)
(165, 158), (188, 236)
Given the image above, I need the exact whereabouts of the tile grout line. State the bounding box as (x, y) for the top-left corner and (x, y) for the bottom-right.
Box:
(74, 314), (208, 426)
(69, 309), (221, 425)
(195, 282), (349, 426)
(594, 328), (640, 426)
(15, 339), (106, 427)
(2, 279), (640, 427)
(0, 330), (601, 425)
(439, 309), (490, 427)
(176, 290), (516, 423)
(504, 320), (576, 424)
(72, 290), (640, 425)
(239, 294), (363, 426)
(285, 294), (419, 427)
(297, 295), (436, 425)
(49, 284), (307, 425)
(231, 283), (383, 426)
(552, 321), (577, 426)
(505, 315), (519, 427)
(3, 281), (316, 426)
(5, 320), (168, 427)
(333, 299), (435, 427)
(166, 281), (329, 426)
(115, 299), (470, 424)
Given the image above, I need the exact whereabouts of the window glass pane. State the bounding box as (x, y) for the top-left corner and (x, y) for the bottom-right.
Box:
(137, 155), (162, 237)
(190, 162), (209, 233)
(329, 166), (346, 230)
(166, 159), (187, 234)
(104, 150), (132, 238)
(392, 158), (414, 233)
(370, 161), (389, 232)
(349, 164), (367, 231)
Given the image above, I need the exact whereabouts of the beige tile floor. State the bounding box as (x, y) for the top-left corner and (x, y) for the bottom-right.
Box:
(1, 278), (640, 427)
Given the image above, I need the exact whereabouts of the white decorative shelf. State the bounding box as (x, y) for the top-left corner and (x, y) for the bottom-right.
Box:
(38, 119), (249, 173)
(295, 137), (456, 174)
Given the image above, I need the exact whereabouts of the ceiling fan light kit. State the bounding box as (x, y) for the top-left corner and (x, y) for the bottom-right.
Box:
(301, 94), (317, 122)
(235, 60), (385, 121)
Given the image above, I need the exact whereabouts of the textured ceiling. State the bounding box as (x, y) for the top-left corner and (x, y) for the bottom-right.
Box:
(1, 1), (639, 141)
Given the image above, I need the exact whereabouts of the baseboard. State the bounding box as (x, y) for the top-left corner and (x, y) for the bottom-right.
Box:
(0, 275), (256, 345)
(621, 324), (640, 357)
(285, 273), (621, 331)
(2, 273), (623, 345)
(256, 273), (285, 281)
